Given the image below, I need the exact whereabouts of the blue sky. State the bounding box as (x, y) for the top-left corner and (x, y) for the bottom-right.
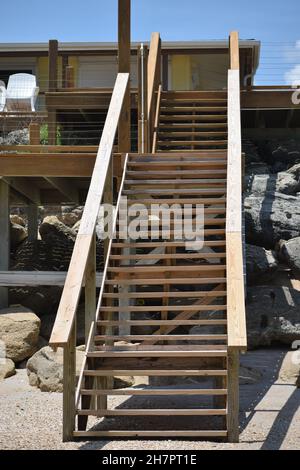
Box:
(1, 0), (300, 84)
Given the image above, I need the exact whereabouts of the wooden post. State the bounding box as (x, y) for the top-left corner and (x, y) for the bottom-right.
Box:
(227, 348), (240, 442)
(28, 122), (40, 241)
(85, 233), (96, 346)
(48, 40), (58, 145)
(138, 44), (149, 153)
(0, 181), (9, 308)
(118, 0), (131, 153)
(62, 319), (76, 442)
(162, 53), (169, 91)
(65, 65), (75, 89)
(62, 56), (68, 88)
(229, 31), (240, 70)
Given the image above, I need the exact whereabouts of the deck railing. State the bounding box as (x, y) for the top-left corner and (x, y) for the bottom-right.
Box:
(226, 31), (247, 443)
(49, 73), (129, 441)
(147, 33), (162, 152)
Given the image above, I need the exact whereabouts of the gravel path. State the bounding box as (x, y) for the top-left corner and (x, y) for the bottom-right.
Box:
(0, 349), (299, 450)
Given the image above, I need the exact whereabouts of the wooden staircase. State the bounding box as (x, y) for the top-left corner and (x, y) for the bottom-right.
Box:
(50, 32), (246, 443)
(156, 91), (228, 152)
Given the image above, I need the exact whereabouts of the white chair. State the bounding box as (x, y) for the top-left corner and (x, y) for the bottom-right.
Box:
(6, 73), (39, 112)
(0, 80), (6, 112)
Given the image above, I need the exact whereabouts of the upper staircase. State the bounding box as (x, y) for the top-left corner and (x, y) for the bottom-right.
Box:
(50, 31), (246, 443)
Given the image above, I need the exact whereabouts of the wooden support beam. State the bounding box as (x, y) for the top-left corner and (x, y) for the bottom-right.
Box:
(65, 65), (75, 89)
(118, 0), (131, 153)
(0, 181), (9, 308)
(44, 177), (79, 204)
(138, 44), (149, 153)
(48, 40), (58, 145)
(0, 271), (103, 287)
(227, 348), (240, 442)
(29, 122), (40, 145)
(229, 31), (239, 70)
(63, 320), (76, 442)
(2, 177), (40, 205)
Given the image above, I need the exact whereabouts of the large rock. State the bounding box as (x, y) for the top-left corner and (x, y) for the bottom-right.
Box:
(245, 192), (300, 248)
(10, 222), (27, 248)
(11, 239), (74, 271)
(278, 237), (300, 272)
(10, 215), (26, 227)
(0, 306), (40, 362)
(59, 206), (83, 227)
(245, 173), (300, 196)
(9, 286), (62, 317)
(0, 129), (29, 146)
(27, 346), (85, 392)
(246, 286), (300, 348)
(39, 216), (77, 244)
(246, 244), (278, 282)
(0, 358), (16, 380)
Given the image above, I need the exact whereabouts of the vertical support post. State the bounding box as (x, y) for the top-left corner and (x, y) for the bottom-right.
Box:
(229, 31), (240, 71)
(85, 233), (96, 347)
(65, 65), (75, 89)
(0, 181), (9, 308)
(48, 40), (58, 145)
(62, 55), (69, 88)
(227, 348), (240, 443)
(28, 122), (40, 241)
(138, 44), (149, 153)
(162, 53), (169, 91)
(62, 319), (76, 442)
(118, 0), (131, 153)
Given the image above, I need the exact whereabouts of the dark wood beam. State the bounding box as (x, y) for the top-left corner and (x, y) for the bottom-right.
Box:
(118, 0), (131, 152)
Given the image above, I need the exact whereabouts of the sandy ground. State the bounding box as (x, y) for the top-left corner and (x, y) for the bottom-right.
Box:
(0, 348), (299, 450)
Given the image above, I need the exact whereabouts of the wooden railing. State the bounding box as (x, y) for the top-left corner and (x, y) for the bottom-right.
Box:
(226, 31), (247, 443)
(147, 32), (162, 152)
(49, 73), (129, 441)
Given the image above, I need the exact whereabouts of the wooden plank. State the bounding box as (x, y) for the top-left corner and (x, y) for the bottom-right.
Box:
(80, 388), (228, 396)
(102, 291), (227, 299)
(138, 44), (149, 153)
(118, 0), (131, 152)
(73, 430), (228, 438)
(85, 234), (96, 345)
(148, 32), (161, 147)
(230, 31), (240, 70)
(50, 75), (130, 347)
(105, 277), (226, 286)
(112, 240), (226, 248)
(77, 409), (227, 416)
(0, 154), (96, 177)
(94, 335), (227, 341)
(0, 182), (9, 308)
(110, 253), (226, 261)
(83, 369), (227, 377)
(109, 265), (226, 273)
(227, 348), (240, 443)
(0, 145), (98, 152)
(87, 350), (227, 358)
(97, 320), (227, 327)
(63, 320), (76, 442)
(48, 39), (58, 92)
(99, 305), (226, 312)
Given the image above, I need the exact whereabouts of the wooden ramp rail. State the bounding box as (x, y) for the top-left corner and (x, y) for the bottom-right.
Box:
(49, 73), (129, 441)
(226, 31), (247, 443)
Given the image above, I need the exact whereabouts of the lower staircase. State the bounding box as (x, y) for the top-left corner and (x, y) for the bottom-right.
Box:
(74, 151), (232, 439)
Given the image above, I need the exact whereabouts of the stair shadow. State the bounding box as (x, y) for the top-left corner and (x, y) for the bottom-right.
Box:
(239, 348), (300, 449)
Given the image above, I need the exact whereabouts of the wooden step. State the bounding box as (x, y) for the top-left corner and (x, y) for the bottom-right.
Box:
(158, 141), (227, 148)
(125, 179), (227, 186)
(73, 430), (228, 438)
(126, 197), (226, 205)
(83, 369), (227, 377)
(160, 115), (227, 122)
(123, 188), (226, 195)
(160, 123), (227, 129)
(77, 409), (227, 417)
(112, 240), (226, 248)
(96, 319), (227, 327)
(87, 350), (227, 358)
(102, 291), (227, 299)
(158, 132), (227, 138)
(99, 305), (227, 312)
(105, 277), (226, 286)
(94, 334), (227, 342)
(127, 161), (227, 168)
(110, 253), (226, 261)
(160, 106), (227, 112)
(80, 388), (228, 396)
(126, 170), (227, 178)
(108, 265), (226, 274)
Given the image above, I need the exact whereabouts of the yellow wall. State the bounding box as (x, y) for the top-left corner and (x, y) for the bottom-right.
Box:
(37, 56), (78, 90)
(171, 55), (192, 90)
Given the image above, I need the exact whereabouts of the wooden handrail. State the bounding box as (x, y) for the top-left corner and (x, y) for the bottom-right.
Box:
(226, 32), (247, 351)
(147, 32), (161, 151)
(49, 73), (129, 348)
(152, 84), (162, 153)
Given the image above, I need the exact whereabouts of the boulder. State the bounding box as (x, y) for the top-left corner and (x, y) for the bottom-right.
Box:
(246, 286), (300, 348)
(245, 173), (300, 197)
(278, 237), (300, 272)
(60, 206), (83, 227)
(39, 216), (77, 244)
(10, 222), (27, 248)
(278, 351), (300, 385)
(27, 346), (85, 392)
(0, 129), (29, 146)
(245, 192), (300, 248)
(0, 358), (16, 380)
(9, 286), (62, 317)
(246, 244), (278, 282)
(0, 306), (40, 362)
(10, 215), (26, 227)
